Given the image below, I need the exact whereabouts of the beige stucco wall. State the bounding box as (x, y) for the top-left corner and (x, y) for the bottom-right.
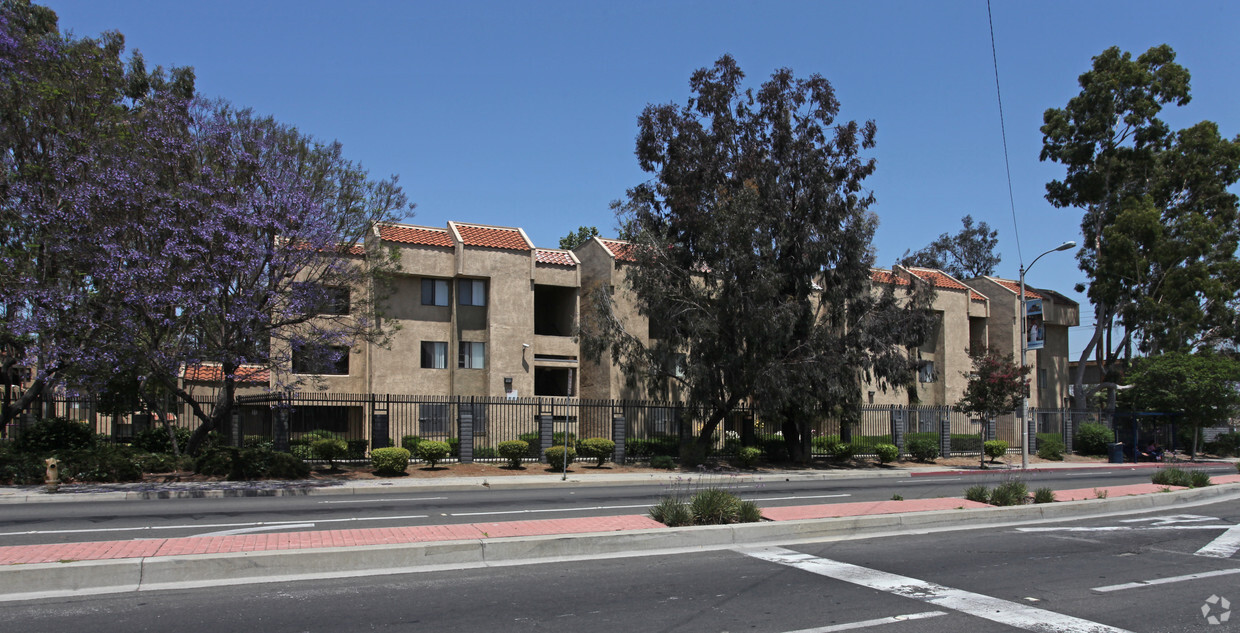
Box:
(574, 239), (653, 401)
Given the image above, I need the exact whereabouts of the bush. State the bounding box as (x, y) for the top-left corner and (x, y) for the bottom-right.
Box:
(964, 484), (990, 503)
(874, 443), (898, 465)
(133, 426), (193, 454)
(0, 446), (44, 484)
(1074, 422), (1112, 456)
(473, 446), (497, 459)
(628, 436), (679, 459)
(735, 446), (762, 469)
(135, 452), (193, 473)
(415, 440), (451, 468)
(1150, 467), (1212, 488)
(401, 435), (423, 452)
(983, 440), (1009, 463)
(371, 447), (411, 476)
(54, 446), (143, 482)
(1033, 487), (1056, 504)
(758, 434), (788, 462)
(650, 455), (676, 469)
(828, 442), (855, 461)
(649, 497), (693, 527)
(1037, 436), (1065, 461)
(544, 445), (576, 470)
(194, 446), (309, 480)
(736, 499), (763, 522)
(989, 479), (1028, 506)
(264, 451), (311, 479)
(301, 429), (344, 441)
(1205, 432), (1240, 457)
(690, 488), (742, 525)
(577, 438), (615, 467)
(497, 440), (529, 468)
(13, 417), (96, 453)
(447, 437), (460, 458)
(311, 438), (349, 470)
(906, 437), (938, 462)
(194, 447), (235, 477)
(518, 432), (542, 457)
(346, 439), (368, 460)
(949, 435), (983, 452)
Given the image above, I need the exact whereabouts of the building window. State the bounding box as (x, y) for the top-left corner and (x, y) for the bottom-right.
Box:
(459, 342), (485, 369)
(294, 283), (350, 315)
(1038, 368), (1048, 391)
(292, 345), (349, 375)
(918, 361), (936, 383)
(458, 279), (486, 306)
(320, 286), (350, 315)
(420, 341), (447, 369)
(421, 278), (449, 306)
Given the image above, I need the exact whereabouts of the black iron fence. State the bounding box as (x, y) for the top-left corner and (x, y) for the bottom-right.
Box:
(3, 392), (1108, 464)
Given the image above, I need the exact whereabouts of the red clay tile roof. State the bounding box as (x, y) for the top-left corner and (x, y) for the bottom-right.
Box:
(183, 364), (269, 384)
(377, 224), (454, 248)
(905, 267), (969, 291)
(599, 239), (636, 262)
(536, 249), (577, 267)
(991, 277), (1044, 300)
(451, 222), (533, 251)
(871, 269), (910, 285)
(970, 289), (987, 302)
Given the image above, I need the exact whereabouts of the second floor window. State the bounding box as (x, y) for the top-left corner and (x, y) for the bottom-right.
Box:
(459, 341), (485, 369)
(292, 345), (350, 375)
(421, 279), (449, 306)
(420, 341), (447, 369)
(458, 279), (486, 306)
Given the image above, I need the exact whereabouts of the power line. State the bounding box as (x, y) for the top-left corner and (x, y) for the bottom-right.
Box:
(987, 0), (1023, 266)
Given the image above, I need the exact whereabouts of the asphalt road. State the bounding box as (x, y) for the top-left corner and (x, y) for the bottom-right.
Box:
(1, 497), (1236, 632)
(1, 464), (1234, 547)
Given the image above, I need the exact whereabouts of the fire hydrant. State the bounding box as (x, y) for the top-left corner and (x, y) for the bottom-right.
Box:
(44, 457), (60, 493)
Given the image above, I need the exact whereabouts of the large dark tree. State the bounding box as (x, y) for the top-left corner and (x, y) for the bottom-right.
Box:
(1040, 45), (1240, 410)
(1120, 352), (1240, 459)
(899, 214), (1001, 279)
(583, 55), (934, 462)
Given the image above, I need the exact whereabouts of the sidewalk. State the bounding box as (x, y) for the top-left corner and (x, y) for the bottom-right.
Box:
(1, 466), (1237, 602)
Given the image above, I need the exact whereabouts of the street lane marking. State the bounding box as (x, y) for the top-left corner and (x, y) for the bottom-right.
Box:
(1017, 525), (1230, 532)
(783, 610), (946, 632)
(1196, 524), (1240, 558)
(899, 478), (960, 482)
(0, 514), (429, 538)
(452, 504), (651, 517)
(749, 494), (850, 502)
(318, 497), (447, 504)
(1093, 568), (1240, 593)
(196, 523), (316, 537)
(743, 546), (1134, 633)
(1120, 514), (1218, 525)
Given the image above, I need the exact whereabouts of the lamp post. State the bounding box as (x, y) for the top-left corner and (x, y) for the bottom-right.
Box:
(1020, 240), (1076, 469)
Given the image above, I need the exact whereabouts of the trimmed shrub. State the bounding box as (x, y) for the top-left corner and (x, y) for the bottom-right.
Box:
(518, 432), (542, 457)
(989, 480), (1028, 506)
(346, 439), (368, 460)
(964, 484), (990, 503)
(577, 437), (616, 467)
(983, 440), (1009, 462)
(628, 437), (679, 459)
(401, 435), (423, 452)
(14, 417), (96, 453)
(735, 446), (762, 469)
(133, 426), (193, 454)
(544, 445), (576, 470)
(415, 440), (451, 468)
(55, 446), (143, 482)
(194, 447), (235, 477)
(265, 451), (311, 479)
(311, 438), (349, 470)
(497, 440), (529, 468)
(828, 442), (855, 461)
(906, 437), (938, 462)
(874, 443), (898, 465)
(371, 447), (411, 476)
(1074, 422), (1112, 456)
(649, 497), (693, 527)
(650, 455), (676, 469)
(1033, 487), (1056, 504)
(1037, 436), (1065, 461)
(0, 449), (45, 484)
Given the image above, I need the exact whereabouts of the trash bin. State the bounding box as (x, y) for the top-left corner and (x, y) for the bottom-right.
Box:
(1108, 442), (1124, 463)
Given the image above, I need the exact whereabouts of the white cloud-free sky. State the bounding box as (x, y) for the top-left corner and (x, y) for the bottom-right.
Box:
(41, 0), (1240, 358)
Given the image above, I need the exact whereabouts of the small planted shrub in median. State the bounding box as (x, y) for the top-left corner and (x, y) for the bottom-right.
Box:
(576, 438), (615, 467)
(544, 445), (576, 470)
(964, 484), (990, 504)
(874, 443), (898, 465)
(988, 479), (1029, 506)
(370, 447), (411, 476)
(983, 440), (1009, 463)
(1033, 487), (1056, 504)
(415, 440), (451, 468)
(649, 497), (694, 527)
(497, 440), (529, 468)
(906, 437), (938, 462)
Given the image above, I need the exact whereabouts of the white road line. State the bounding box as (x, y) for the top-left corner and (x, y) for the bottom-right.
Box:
(899, 477), (960, 483)
(782, 610), (946, 632)
(1016, 525), (1231, 533)
(1093, 568), (1240, 593)
(452, 504), (651, 517)
(0, 514), (429, 538)
(743, 546), (1134, 633)
(318, 497), (447, 504)
(1195, 524), (1240, 558)
(196, 523), (316, 537)
(749, 494), (850, 502)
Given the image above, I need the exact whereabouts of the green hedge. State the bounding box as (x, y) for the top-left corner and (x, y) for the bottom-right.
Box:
(577, 438), (615, 467)
(371, 447), (410, 476)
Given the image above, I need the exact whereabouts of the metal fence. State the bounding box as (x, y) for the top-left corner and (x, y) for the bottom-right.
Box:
(3, 392), (1105, 464)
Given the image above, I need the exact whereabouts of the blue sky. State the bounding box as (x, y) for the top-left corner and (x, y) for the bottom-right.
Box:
(42, 1), (1240, 358)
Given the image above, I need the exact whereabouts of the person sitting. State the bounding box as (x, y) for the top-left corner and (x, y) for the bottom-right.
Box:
(1148, 441), (1164, 461)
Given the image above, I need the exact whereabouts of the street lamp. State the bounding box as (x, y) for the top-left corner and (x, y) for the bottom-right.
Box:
(1020, 240), (1076, 469)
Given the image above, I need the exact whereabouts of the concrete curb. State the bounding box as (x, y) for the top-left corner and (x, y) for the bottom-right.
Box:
(3, 482), (1237, 603)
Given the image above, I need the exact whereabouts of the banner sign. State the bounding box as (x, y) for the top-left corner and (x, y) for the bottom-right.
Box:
(1025, 298), (1045, 350)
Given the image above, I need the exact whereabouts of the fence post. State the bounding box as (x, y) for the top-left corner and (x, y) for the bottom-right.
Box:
(458, 398), (473, 464)
(538, 401), (554, 463)
(1027, 408), (1038, 455)
(1064, 409), (1074, 454)
(612, 407), (626, 464)
(371, 397), (390, 451)
(890, 405), (906, 454)
(231, 408), (243, 448)
(939, 407), (952, 458)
